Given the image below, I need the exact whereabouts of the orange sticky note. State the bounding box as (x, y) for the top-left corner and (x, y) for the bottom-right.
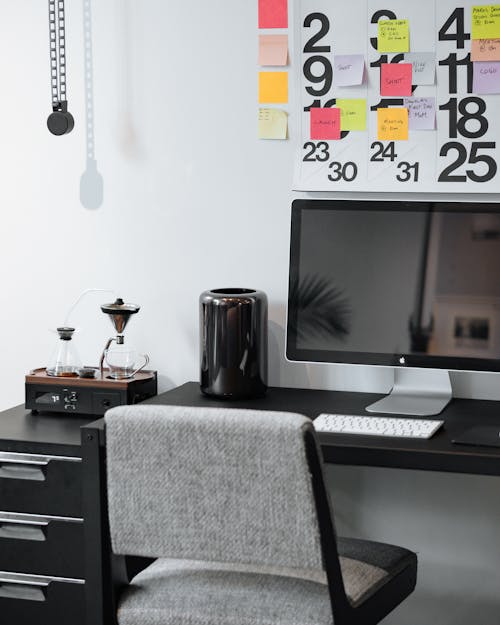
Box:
(259, 35), (288, 66)
(380, 63), (412, 96)
(258, 0), (288, 28)
(258, 72), (288, 103)
(310, 108), (341, 140)
(377, 108), (408, 141)
(471, 38), (500, 61)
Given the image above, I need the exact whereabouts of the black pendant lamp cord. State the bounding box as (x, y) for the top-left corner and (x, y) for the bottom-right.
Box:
(47, 0), (75, 135)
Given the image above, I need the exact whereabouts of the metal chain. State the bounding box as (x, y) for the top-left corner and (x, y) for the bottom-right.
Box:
(48, 0), (67, 107)
(57, 0), (67, 102)
(48, 0), (58, 105)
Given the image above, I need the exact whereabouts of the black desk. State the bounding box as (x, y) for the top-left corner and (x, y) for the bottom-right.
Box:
(143, 382), (500, 476)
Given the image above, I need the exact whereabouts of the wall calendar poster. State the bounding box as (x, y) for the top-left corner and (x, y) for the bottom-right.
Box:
(294, 0), (500, 192)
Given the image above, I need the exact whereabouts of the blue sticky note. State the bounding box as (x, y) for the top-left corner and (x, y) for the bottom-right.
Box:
(403, 97), (436, 130)
(333, 54), (365, 86)
(473, 61), (500, 93)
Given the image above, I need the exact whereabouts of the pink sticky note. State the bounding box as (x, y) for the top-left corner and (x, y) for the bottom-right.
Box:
(259, 35), (288, 66)
(310, 108), (341, 140)
(258, 0), (288, 28)
(380, 63), (412, 96)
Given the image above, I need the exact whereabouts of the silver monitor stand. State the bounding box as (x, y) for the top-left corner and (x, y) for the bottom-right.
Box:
(366, 368), (452, 416)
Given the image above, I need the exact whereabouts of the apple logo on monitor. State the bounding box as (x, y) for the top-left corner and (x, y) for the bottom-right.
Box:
(399, 356), (406, 365)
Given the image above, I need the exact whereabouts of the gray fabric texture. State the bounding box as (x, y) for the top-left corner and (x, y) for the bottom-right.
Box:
(337, 537), (416, 577)
(105, 405), (324, 569)
(117, 558), (333, 625)
(337, 536), (417, 605)
(116, 550), (397, 625)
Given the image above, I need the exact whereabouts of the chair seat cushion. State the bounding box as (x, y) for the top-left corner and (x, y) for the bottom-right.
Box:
(117, 538), (416, 625)
(337, 537), (417, 605)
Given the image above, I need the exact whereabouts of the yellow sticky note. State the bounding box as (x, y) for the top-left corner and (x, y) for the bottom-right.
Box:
(378, 19), (410, 53)
(377, 108), (408, 141)
(336, 99), (367, 131)
(259, 72), (288, 104)
(472, 5), (500, 39)
(258, 108), (288, 139)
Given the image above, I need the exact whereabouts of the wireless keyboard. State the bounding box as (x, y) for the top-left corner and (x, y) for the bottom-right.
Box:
(313, 413), (444, 439)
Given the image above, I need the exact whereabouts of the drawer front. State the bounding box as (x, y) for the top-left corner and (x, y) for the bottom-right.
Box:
(0, 571), (84, 625)
(0, 512), (84, 578)
(0, 452), (82, 517)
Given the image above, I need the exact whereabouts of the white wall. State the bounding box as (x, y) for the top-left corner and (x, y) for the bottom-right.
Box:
(1, 1), (499, 623)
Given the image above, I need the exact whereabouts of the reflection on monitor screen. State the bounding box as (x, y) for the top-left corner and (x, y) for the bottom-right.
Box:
(286, 200), (500, 415)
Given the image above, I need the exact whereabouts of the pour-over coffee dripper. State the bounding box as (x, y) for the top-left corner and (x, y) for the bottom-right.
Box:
(99, 298), (141, 378)
(46, 327), (83, 377)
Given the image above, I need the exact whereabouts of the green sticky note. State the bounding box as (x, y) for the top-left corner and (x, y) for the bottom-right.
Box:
(336, 99), (367, 131)
(472, 5), (500, 39)
(378, 19), (410, 53)
(258, 108), (288, 139)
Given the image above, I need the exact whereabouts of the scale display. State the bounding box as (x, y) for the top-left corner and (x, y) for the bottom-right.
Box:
(294, 0), (500, 192)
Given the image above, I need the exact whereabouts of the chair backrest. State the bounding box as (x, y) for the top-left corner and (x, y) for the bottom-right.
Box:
(105, 404), (330, 571)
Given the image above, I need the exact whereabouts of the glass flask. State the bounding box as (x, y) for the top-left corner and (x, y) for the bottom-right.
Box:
(46, 327), (82, 377)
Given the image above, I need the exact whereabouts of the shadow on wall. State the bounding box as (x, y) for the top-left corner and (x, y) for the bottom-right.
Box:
(156, 373), (176, 395)
(80, 0), (103, 210)
(268, 306), (311, 389)
(117, 0), (142, 159)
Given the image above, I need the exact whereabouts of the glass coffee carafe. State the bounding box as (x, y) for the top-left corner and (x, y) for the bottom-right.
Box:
(46, 327), (82, 377)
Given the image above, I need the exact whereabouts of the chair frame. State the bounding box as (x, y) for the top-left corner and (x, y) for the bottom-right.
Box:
(81, 420), (416, 625)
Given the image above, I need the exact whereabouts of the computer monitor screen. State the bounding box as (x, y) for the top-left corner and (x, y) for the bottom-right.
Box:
(287, 200), (500, 374)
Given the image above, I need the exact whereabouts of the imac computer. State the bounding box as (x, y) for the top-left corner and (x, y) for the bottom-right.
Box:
(286, 200), (500, 416)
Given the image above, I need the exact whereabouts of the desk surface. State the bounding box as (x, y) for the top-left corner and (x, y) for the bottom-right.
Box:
(144, 382), (500, 477)
(0, 404), (93, 456)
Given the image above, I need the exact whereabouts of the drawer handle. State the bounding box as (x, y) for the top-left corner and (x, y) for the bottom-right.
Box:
(0, 522), (46, 542)
(0, 463), (45, 481)
(0, 582), (46, 602)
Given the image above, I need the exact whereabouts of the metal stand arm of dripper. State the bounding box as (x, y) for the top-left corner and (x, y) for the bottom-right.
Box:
(100, 335), (124, 378)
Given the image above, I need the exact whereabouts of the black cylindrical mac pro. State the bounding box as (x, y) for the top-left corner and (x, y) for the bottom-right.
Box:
(200, 289), (268, 399)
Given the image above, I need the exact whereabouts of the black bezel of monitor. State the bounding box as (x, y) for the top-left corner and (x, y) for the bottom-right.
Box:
(286, 199), (500, 373)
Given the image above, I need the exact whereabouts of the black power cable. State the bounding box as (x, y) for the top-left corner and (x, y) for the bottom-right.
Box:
(47, 0), (74, 135)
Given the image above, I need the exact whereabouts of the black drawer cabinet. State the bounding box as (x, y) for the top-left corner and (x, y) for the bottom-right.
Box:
(0, 511), (84, 577)
(0, 571), (85, 625)
(0, 405), (95, 625)
(0, 451), (82, 517)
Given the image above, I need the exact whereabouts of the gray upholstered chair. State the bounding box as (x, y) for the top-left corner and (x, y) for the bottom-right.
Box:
(105, 405), (417, 625)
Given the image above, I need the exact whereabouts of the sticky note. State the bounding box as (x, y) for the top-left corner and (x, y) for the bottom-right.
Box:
(473, 60), (500, 93)
(259, 72), (288, 104)
(472, 5), (500, 40)
(380, 63), (412, 96)
(258, 0), (287, 28)
(258, 108), (288, 139)
(403, 97), (436, 130)
(333, 55), (365, 86)
(404, 53), (435, 85)
(471, 38), (500, 60)
(259, 35), (288, 66)
(310, 108), (341, 140)
(336, 99), (367, 131)
(378, 19), (410, 53)
(377, 108), (408, 141)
